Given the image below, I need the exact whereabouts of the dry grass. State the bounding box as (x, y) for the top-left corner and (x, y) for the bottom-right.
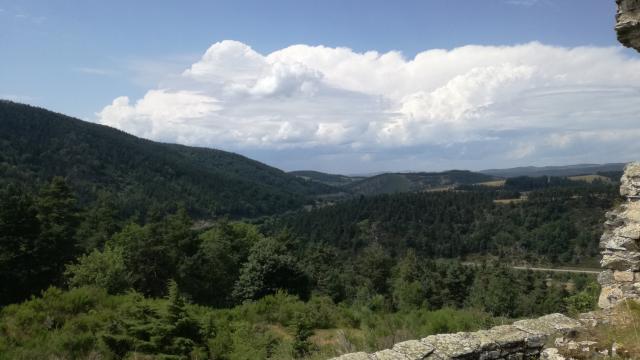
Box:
(493, 195), (528, 205)
(476, 180), (506, 187)
(564, 300), (640, 359)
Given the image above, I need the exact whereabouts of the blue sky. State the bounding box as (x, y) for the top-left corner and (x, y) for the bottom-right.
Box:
(2, 0), (640, 173)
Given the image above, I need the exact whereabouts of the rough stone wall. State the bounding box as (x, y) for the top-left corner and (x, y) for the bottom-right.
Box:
(598, 162), (640, 308)
(616, 0), (640, 52)
(330, 313), (582, 360)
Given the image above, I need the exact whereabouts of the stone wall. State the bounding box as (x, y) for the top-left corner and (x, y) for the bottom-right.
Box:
(616, 0), (640, 52)
(598, 162), (640, 308)
(330, 313), (582, 360)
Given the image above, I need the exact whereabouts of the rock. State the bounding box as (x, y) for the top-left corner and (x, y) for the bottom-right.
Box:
(513, 313), (582, 338)
(598, 285), (624, 308)
(620, 162), (640, 197)
(615, 223), (640, 239)
(600, 250), (640, 271)
(600, 234), (639, 252)
(391, 340), (435, 360)
(613, 270), (636, 282)
(540, 348), (565, 360)
(598, 270), (615, 286)
(370, 349), (408, 360)
(474, 325), (526, 352)
(422, 332), (481, 358)
(604, 209), (625, 229)
(622, 202), (640, 223)
(332, 352), (371, 360)
(616, 1), (640, 53)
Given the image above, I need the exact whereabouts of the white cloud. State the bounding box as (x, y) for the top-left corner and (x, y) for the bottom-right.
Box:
(97, 40), (640, 172)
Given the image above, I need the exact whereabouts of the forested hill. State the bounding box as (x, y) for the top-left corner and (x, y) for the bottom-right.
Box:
(0, 100), (332, 218)
(343, 170), (498, 196)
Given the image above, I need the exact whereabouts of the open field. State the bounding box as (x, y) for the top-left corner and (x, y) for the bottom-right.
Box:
(493, 195), (528, 204)
(476, 180), (506, 187)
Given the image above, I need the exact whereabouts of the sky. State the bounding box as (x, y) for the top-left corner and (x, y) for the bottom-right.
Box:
(2, 0), (640, 174)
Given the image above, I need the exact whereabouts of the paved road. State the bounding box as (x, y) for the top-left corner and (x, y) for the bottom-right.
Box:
(462, 262), (601, 275)
(509, 266), (600, 275)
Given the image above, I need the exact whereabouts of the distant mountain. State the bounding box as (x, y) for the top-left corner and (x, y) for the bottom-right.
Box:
(0, 101), (333, 218)
(344, 170), (498, 196)
(289, 170), (363, 187)
(479, 163), (626, 178)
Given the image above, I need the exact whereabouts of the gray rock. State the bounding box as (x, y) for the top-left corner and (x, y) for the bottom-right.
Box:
(540, 348), (565, 360)
(371, 349), (409, 360)
(620, 161), (640, 197)
(391, 340), (435, 360)
(600, 250), (640, 271)
(615, 223), (640, 240)
(331, 352), (372, 360)
(600, 234), (639, 252)
(604, 209), (625, 230)
(597, 269), (615, 286)
(598, 285), (625, 308)
(422, 332), (481, 359)
(616, 0), (640, 53)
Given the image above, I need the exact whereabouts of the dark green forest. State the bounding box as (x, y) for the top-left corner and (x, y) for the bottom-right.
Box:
(0, 101), (615, 359)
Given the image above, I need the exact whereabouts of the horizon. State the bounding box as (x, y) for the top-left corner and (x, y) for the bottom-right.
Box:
(2, 0), (640, 173)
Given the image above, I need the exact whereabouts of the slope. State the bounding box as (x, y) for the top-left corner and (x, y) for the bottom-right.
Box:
(0, 100), (332, 218)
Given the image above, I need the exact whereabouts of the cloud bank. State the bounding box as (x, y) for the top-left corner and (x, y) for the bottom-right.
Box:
(97, 40), (640, 172)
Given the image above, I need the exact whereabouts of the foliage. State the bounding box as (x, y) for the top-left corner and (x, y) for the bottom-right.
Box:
(65, 244), (132, 294)
(179, 221), (261, 306)
(0, 178), (80, 305)
(233, 234), (311, 302)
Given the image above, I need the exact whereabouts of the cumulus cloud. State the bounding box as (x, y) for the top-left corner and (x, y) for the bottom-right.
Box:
(97, 40), (640, 172)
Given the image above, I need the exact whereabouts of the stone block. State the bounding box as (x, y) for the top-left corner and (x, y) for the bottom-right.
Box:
(513, 314), (581, 338)
(474, 325), (527, 353)
(614, 270), (635, 282)
(422, 332), (480, 358)
(600, 250), (640, 271)
(598, 270), (615, 286)
(615, 223), (640, 240)
(371, 349), (408, 360)
(620, 162), (640, 196)
(332, 352), (371, 360)
(622, 202), (640, 223)
(600, 234), (639, 252)
(598, 285), (624, 308)
(391, 340), (435, 360)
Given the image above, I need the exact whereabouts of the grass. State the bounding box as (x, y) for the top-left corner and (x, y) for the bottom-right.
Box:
(562, 300), (640, 359)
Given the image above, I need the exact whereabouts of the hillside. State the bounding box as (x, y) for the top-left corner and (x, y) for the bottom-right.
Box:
(480, 163), (625, 178)
(289, 170), (363, 187)
(344, 170), (498, 196)
(0, 101), (333, 218)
